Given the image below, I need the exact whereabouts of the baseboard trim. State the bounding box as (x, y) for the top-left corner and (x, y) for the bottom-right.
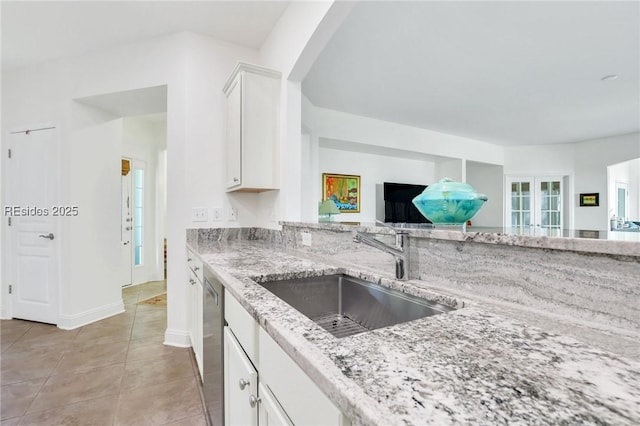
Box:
(57, 299), (125, 330)
(164, 328), (191, 348)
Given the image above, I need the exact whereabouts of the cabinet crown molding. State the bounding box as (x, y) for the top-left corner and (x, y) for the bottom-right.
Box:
(223, 61), (281, 94)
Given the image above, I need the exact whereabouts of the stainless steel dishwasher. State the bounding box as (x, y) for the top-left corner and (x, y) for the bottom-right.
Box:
(203, 266), (224, 426)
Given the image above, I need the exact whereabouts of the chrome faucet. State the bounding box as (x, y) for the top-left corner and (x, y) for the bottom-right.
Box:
(353, 221), (410, 280)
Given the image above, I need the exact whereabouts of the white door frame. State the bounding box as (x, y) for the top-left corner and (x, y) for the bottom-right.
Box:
(5, 124), (61, 323)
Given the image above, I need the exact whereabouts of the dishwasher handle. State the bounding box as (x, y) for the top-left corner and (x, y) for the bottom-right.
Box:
(204, 279), (219, 306)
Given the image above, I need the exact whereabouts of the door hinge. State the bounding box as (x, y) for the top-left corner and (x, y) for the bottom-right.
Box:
(8, 285), (12, 294)
(7, 149), (11, 159)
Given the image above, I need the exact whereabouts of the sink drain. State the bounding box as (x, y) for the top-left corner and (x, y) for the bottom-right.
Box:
(311, 312), (370, 338)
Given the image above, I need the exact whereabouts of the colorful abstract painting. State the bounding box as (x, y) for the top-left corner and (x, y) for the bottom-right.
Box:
(322, 173), (360, 213)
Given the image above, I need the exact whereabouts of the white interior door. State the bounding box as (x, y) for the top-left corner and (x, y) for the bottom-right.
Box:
(7, 127), (59, 324)
(121, 159), (133, 287)
(506, 176), (563, 231)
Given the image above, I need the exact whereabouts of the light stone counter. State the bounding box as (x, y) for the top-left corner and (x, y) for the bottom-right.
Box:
(188, 236), (640, 426)
(281, 222), (640, 257)
(281, 222), (640, 359)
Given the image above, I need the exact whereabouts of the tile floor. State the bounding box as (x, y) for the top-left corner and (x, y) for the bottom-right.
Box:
(0, 281), (207, 425)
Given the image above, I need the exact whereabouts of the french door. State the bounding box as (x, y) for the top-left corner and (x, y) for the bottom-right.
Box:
(506, 176), (563, 230)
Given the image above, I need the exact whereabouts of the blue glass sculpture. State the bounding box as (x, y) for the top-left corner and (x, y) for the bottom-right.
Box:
(412, 178), (488, 224)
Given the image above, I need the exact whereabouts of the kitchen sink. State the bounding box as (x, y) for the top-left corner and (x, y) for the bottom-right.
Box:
(258, 274), (456, 338)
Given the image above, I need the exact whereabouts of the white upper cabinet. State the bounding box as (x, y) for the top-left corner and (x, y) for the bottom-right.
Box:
(223, 62), (281, 192)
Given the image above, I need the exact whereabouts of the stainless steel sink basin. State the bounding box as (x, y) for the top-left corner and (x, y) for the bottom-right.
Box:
(258, 274), (455, 338)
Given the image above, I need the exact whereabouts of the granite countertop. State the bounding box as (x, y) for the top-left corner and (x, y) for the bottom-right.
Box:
(281, 222), (640, 257)
(191, 240), (640, 426)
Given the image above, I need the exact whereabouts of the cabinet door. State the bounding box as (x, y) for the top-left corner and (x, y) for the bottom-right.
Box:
(224, 327), (258, 426)
(226, 76), (242, 189)
(258, 383), (293, 426)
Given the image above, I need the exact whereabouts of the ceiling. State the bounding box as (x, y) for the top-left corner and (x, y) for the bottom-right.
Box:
(1, 1), (289, 70)
(303, 1), (640, 146)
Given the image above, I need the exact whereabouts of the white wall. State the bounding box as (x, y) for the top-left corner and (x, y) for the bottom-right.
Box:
(59, 117), (123, 327)
(319, 146), (436, 223)
(1, 32), (260, 342)
(258, 1), (356, 224)
(301, 100), (505, 224)
(309, 105), (505, 166)
(574, 133), (640, 230)
(466, 161), (504, 227)
(436, 159), (465, 182)
(608, 158), (640, 222)
(504, 132), (640, 230)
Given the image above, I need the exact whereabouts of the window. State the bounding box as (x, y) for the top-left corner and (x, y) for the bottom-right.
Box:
(133, 168), (144, 266)
(510, 181), (531, 227)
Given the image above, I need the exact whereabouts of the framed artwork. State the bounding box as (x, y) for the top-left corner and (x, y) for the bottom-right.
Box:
(322, 173), (360, 213)
(579, 193), (599, 207)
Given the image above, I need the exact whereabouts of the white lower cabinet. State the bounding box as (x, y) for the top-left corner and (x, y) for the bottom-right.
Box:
(190, 275), (203, 377)
(225, 293), (351, 426)
(187, 248), (203, 378)
(224, 327), (258, 426)
(258, 382), (293, 426)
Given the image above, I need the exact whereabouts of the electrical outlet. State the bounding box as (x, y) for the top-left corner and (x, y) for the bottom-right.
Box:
(211, 207), (222, 221)
(191, 207), (208, 222)
(301, 231), (312, 246)
(228, 207), (238, 221)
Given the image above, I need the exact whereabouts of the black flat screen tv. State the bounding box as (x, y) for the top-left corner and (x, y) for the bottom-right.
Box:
(383, 182), (431, 224)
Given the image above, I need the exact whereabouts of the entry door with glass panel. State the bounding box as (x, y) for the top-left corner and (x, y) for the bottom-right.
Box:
(507, 176), (563, 230)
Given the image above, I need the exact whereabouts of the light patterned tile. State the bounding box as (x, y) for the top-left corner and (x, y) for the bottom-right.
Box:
(122, 351), (193, 390)
(0, 377), (46, 420)
(20, 395), (118, 426)
(53, 340), (129, 374)
(127, 336), (187, 362)
(115, 377), (201, 425)
(28, 364), (124, 413)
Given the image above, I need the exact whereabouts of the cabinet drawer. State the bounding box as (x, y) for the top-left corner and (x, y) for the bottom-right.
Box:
(259, 328), (347, 426)
(186, 248), (203, 282)
(188, 268), (199, 287)
(225, 294), (259, 366)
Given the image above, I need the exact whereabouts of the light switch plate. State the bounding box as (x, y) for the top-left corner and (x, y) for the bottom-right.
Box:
(192, 207), (208, 222)
(301, 231), (312, 246)
(228, 207), (238, 221)
(211, 207), (222, 221)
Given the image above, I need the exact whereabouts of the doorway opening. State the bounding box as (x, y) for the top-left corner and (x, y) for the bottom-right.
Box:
(74, 85), (168, 323)
(608, 158), (640, 229)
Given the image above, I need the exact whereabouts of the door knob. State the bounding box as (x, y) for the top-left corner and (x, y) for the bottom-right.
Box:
(239, 378), (250, 390)
(39, 233), (54, 240)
